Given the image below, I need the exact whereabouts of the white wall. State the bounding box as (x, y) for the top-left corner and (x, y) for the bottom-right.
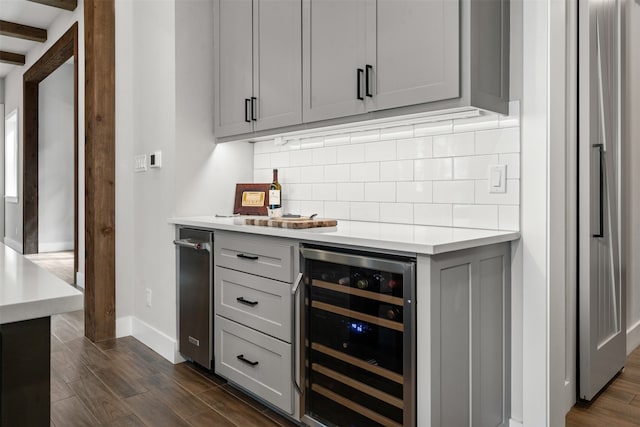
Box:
(2, 3), (84, 274)
(114, 0), (252, 360)
(625, 0), (640, 354)
(38, 63), (74, 253)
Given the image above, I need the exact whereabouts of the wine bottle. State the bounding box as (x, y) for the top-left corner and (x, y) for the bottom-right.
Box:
(268, 168), (282, 217)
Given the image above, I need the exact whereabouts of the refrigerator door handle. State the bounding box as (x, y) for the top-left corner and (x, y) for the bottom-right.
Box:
(593, 143), (604, 238)
(292, 272), (303, 395)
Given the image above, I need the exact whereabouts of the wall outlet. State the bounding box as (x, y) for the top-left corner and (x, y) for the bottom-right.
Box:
(145, 288), (152, 307)
(134, 154), (147, 172)
(149, 151), (162, 168)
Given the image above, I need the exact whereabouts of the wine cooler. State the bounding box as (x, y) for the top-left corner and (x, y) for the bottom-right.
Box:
(300, 246), (415, 427)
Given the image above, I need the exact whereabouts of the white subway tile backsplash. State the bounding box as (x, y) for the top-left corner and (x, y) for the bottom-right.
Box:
(253, 115), (520, 230)
(414, 158), (453, 181)
(324, 134), (351, 146)
(324, 164), (350, 182)
(474, 179), (519, 205)
(299, 165), (324, 183)
(350, 129), (380, 144)
(312, 183), (337, 201)
(453, 155), (499, 180)
(337, 183), (365, 201)
(433, 132), (475, 157)
(365, 141), (397, 162)
(414, 120), (453, 136)
(380, 203), (413, 224)
(414, 204), (453, 226)
(453, 204), (498, 229)
(397, 181), (432, 203)
(351, 202), (380, 222)
(325, 201), (350, 220)
(337, 144), (365, 164)
(365, 182), (396, 202)
(476, 127), (520, 154)
(312, 147), (337, 165)
(285, 183), (313, 201)
(397, 137), (433, 160)
(254, 153), (271, 169)
(271, 151), (290, 168)
(433, 181), (475, 204)
(351, 163), (380, 182)
(499, 153), (520, 178)
(380, 125), (414, 140)
(380, 160), (414, 182)
(499, 205), (520, 230)
(290, 149), (313, 167)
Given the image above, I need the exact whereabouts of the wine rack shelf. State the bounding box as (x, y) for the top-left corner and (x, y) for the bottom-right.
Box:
(312, 279), (404, 306)
(311, 300), (404, 332)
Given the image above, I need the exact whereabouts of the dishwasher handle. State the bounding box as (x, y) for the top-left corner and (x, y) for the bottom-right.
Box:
(173, 239), (211, 252)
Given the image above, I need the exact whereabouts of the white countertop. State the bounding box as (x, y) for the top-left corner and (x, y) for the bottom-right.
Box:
(168, 216), (520, 255)
(0, 243), (84, 324)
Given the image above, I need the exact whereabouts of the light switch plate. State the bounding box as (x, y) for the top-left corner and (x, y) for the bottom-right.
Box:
(134, 154), (147, 172)
(488, 164), (507, 193)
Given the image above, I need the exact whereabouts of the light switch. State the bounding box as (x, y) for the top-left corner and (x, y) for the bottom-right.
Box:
(134, 154), (147, 172)
(488, 165), (507, 193)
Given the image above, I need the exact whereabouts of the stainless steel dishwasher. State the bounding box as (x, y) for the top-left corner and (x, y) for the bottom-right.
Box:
(174, 228), (213, 370)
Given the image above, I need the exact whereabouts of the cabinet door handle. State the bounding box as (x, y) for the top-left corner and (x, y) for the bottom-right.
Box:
(236, 297), (259, 307)
(236, 253), (259, 260)
(356, 68), (364, 100)
(251, 96), (257, 121)
(593, 143), (604, 238)
(237, 354), (259, 366)
(365, 64), (373, 97)
(244, 98), (251, 123)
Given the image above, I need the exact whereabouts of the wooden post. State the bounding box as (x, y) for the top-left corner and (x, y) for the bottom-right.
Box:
(84, 0), (116, 341)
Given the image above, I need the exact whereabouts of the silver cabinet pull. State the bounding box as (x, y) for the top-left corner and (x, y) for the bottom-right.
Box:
(292, 272), (303, 395)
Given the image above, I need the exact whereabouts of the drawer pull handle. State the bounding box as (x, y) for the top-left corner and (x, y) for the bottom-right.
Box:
(188, 336), (200, 347)
(236, 297), (259, 307)
(237, 253), (259, 260)
(237, 354), (259, 366)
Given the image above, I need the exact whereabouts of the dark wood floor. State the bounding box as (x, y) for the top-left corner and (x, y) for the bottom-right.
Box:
(567, 345), (640, 426)
(50, 310), (299, 427)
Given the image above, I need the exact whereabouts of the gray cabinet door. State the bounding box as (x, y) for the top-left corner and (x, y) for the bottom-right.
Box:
(253, 0), (302, 131)
(302, 0), (367, 123)
(366, 0), (459, 112)
(214, 0), (254, 137)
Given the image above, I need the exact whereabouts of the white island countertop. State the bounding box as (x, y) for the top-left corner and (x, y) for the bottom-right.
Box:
(0, 243), (83, 324)
(168, 216), (520, 255)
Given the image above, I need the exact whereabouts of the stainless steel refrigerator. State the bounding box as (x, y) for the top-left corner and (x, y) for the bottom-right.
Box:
(578, 0), (626, 400)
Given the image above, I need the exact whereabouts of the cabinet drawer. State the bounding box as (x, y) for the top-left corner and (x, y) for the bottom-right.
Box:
(215, 232), (294, 282)
(215, 267), (292, 342)
(215, 316), (292, 413)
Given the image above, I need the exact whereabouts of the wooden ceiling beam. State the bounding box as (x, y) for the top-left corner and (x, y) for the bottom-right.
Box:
(0, 51), (26, 66)
(0, 20), (47, 42)
(27, 0), (77, 12)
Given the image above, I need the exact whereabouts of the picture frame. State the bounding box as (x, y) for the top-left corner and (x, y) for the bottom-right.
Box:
(233, 183), (271, 216)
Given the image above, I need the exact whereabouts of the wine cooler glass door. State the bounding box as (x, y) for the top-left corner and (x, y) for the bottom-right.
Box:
(300, 247), (415, 427)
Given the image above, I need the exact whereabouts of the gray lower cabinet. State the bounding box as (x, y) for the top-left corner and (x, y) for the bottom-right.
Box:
(213, 231), (299, 416)
(418, 242), (510, 427)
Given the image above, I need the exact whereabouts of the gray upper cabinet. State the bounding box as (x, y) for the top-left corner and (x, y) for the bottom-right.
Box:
(366, 0), (460, 112)
(214, 0), (302, 137)
(302, 0), (368, 123)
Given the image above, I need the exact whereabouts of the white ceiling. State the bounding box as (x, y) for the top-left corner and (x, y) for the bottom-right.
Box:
(0, 0), (63, 78)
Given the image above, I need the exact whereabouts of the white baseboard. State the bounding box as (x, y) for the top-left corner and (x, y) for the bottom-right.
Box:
(627, 319), (640, 355)
(116, 315), (133, 338)
(39, 241), (74, 253)
(3, 236), (22, 253)
(509, 419), (524, 427)
(75, 272), (85, 289)
(131, 317), (185, 364)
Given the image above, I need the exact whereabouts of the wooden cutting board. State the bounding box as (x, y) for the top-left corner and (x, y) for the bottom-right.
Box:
(245, 217), (337, 229)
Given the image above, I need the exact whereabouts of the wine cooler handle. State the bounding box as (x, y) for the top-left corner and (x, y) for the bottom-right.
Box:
(292, 272), (303, 395)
